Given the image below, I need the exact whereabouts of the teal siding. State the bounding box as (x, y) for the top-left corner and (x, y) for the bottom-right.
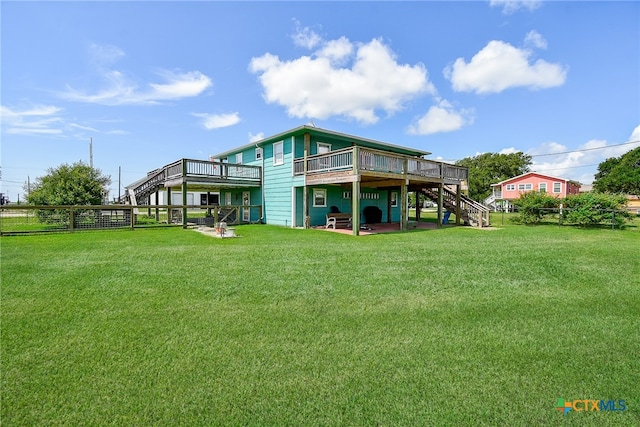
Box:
(262, 137), (303, 227)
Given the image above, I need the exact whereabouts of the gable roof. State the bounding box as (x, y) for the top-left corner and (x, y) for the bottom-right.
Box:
(212, 125), (432, 159)
(491, 171), (581, 187)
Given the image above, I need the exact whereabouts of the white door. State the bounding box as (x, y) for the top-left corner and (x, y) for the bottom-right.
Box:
(242, 191), (250, 222)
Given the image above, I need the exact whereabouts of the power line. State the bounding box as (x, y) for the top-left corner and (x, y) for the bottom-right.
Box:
(531, 163), (599, 172)
(530, 140), (639, 158)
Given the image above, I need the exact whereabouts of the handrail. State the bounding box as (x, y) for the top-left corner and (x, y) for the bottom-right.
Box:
(294, 147), (468, 182)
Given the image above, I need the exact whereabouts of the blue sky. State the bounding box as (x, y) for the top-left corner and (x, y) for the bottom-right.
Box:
(2, 1), (639, 201)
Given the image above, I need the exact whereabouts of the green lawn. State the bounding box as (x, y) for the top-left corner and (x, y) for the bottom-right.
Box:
(2, 224), (638, 425)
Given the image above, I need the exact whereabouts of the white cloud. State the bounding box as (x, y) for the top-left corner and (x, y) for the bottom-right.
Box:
(249, 132), (264, 143)
(88, 42), (125, 67)
(524, 30), (547, 50)
(407, 100), (474, 135)
(490, 0), (542, 15)
(250, 38), (433, 124)
(291, 19), (322, 49)
(499, 147), (520, 154)
(445, 39), (567, 94)
(62, 69), (212, 105)
(1, 105), (64, 135)
(192, 112), (240, 130)
(316, 37), (353, 64)
(630, 124), (640, 142)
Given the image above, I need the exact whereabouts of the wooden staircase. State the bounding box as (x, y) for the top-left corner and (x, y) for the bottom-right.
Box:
(125, 168), (167, 207)
(421, 186), (491, 227)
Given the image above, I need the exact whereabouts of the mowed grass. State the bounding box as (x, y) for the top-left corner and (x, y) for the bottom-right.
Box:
(2, 224), (638, 426)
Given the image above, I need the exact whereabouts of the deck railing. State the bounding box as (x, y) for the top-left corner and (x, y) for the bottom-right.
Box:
(294, 147), (467, 182)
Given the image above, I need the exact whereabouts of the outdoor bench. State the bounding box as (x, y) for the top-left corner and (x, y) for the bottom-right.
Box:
(326, 213), (352, 229)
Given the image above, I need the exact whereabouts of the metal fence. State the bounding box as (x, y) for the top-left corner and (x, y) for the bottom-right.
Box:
(0, 204), (262, 235)
(499, 207), (634, 229)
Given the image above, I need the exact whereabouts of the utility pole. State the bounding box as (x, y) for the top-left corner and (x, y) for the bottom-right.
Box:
(118, 166), (121, 202)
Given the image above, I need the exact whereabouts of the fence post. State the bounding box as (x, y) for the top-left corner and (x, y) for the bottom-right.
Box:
(69, 206), (74, 232)
(130, 206), (135, 230)
(612, 209), (615, 230)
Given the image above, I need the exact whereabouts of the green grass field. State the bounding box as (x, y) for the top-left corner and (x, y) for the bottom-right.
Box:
(2, 223), (638, 425)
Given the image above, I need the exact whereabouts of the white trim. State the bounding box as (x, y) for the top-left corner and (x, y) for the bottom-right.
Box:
(291, 187), (296, 228)
(273, 141), (284, 166)
(313, 188), (327, 207)
(553, 182), (562, 193)
(317, 142), (331, 154)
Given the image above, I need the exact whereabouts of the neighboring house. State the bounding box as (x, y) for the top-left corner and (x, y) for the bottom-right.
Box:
(126, 126), (481, 234)
(489, 172), (581, 211)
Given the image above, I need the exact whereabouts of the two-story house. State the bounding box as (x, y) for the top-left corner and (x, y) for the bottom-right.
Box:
(489, 172), (581, 211)
(127, 126), (483, 235)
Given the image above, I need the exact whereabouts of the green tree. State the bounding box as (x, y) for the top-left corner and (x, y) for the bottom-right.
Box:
(593, 147), (640, 195)
(456, 152), (532, 201)
(26, 162), (111, 224)
(27, 162), (111, 205)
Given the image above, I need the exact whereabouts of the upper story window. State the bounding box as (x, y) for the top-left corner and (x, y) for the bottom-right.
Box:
(539, 182), (547, 193)
(235, 153), (243, 164)
(317, 142), (331, 154)
(553, 182), (562, 193)
(506, 184), (516, 191)
(518, 183), (533, 191)
(273, 141), (284, 166)
(255, 147), (263, 161)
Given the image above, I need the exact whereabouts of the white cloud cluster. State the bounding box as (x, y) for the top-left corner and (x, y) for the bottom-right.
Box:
(0, 105), (64, 135)
(490, 0), (542, 15)
(249, 36), (433, 124)
(62, 69), (212, 106)
(408, 100), (474, 135)
(291, 19), (323, 49)
(192, 112), (240, 130)
(445, 39), (567, 94)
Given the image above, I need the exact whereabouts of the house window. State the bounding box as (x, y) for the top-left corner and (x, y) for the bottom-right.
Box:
(235, 153), (243, 164)
(539, 183), (547, 193)
(317, 142), (331, 154)
(255, 147), (263, 161)
(391, 192), (398, 207)
(313, 189), (327, 207)
(273, 141), (284, 166)
(518, 183), (533, 191)
(553, 182), (562, 193)
(225, 193), (232, 206)
(506, 184), (516, 191)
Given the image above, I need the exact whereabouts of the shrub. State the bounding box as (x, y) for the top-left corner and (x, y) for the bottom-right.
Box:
(511, 191), (560, 224)
(562, 192), (630, 227)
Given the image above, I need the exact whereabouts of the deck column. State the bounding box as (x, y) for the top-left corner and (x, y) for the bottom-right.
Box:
(455, 184), (461, 226)
(167, 187), (172, 224)
(352, 179), (360, 236)
(400, 180), (408, 231)
(415, 190), (421, 223)
(437, 183), (443, 228)
(303, 133), (310, 228)
(155, 189), (160, 221)
(182, 181), (188, 229)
